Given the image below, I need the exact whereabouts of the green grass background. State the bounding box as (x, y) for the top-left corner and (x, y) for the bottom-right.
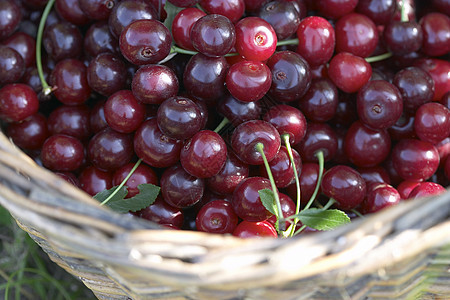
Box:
(0, 205), (95, 300)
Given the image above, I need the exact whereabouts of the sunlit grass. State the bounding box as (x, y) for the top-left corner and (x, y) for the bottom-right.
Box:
(0, 206), (95, 300)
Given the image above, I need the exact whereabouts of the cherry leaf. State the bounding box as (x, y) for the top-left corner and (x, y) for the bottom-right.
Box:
(294, 208), (351, 231)
(258, 188), (278, 216)
(163, 1), (184, 33)
(93, 185), (128, 206)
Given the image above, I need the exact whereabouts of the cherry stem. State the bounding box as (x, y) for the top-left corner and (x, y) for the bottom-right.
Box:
(276, 38), (299, 46)
(365, 52), (393, 63)
(213, 117), (230, 133)
(303, 150), (324, 210)
(294, 224), (306, 236)
(322, 198), (336, 210)
(255, 142), (284, 232)
(282, 134), (301, 237)
(400, 0), (409, 22)
(100, 159), (142, 206)
(351, 209), (364, 218)
(36, 0), (56, 96)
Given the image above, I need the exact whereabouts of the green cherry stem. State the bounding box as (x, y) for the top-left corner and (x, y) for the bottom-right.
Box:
(36, 0), (56, 96)
(365, 52), (393, 63)
(213, 117), (230, 133)
(303, 150), (324, 210)
(255, 142), (284, 231)
(351, 209), (365, 218)
(100, 159), (143, 206)
(322, 198), (336, 210)
(400, 0), (409, 22)
(282, 134), (301, 237)
(170, 45), (198, 55)
(276, 38), (299, 46)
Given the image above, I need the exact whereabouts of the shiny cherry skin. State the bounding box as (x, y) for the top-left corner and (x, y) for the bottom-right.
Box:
(206, 152), (249, 195)
(172, 7), (206, 51)
(200, 0), (245, 23)
(232, 220), (278, 238)
(180, 130), (227, 178)
(104, 90), (146, 133)
(344, 120), (391, 167)
(87, 52), (127, 97)
(232, 176), (274, 222)
(263, 104), (307, 145)
(83, 21), (120, 57)
(408, 182), (446, 200)
(298, 78), (339, 122)
(217, 92), (261, 127)
(328, 52), (372, 94)
(358, 166), (391, 185)
(137, 196), (184, 228)
(397, 180), (421, 200)
(89, 100), (108, 134)
(78, 165), (112, 196)
(357, 80), (403, 130)
(419, 12), (450, 57)
(383, 20), (423, 55)
(134, 118), (182, 168)
(0, 46), (24, 85)
(160, 164), (205, 209)
(47, 104), (91, 140)
(0, 83), (39, 123)
(391, 139), (440, 181)
(413, 58), (450, 102)
(296, 16), (335, 67)
(234, 16), (277, 61)
(88, 127), (134, 171)
(7, 113), (49, 150)
(231, 120), (281, 165)
(317, 0), (358, 19)
(414, 102), (450, 144)
(259, 146), (302, 188)
(321, 165), (366, 210)
(257, 0), (301, 40)
(112, 162), (158, 198)
(0, 0), (22, 40)
(360, 182), (401, 214)
(294, 122), (338, 163)
(195, 199), (239, 234)
(42, 22), (83, 62)
(355, 0), (396, 25)
(267, 193), (295, 229)
(3, 32), (36, 68)
(41, 134), (85, 172)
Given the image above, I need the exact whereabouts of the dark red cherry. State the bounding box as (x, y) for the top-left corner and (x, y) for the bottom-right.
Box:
(160, 164), (205, 209)
(104, 90), (146, 133)
(358, 165), (391, 185)
(408, 182), (446, 200)
(414, 102), (450, 144)
(317, 0), (358, 19)
(328, 52), (372, 94)
(3, 32), (36, 68)
(206, 152), (249, 195)
(231, 120), (281, 165)
(47, 104), (91, 140)
(259, 146), (302, 188)
(55, 0), (89, 26)
(43, 22), (83, 61)
(391, 139), (440, 181)
(0, 46), (24, 85)
(89, 100), (108, 134)
(263, 104), (307, 145)
(137, 196), (184, 228)
(298, 78), (339, 122)
(112, 162), (158, 198)
(413, 58), (450, 102)
(419, 12), (450, 57)
(0, 0), (22, 40)
(232, 176), (274, 222)
(195, 199), (239, 234)
(200, 0), (245, 23)
(267, 193), (295, 229)
(397, 180), (421, 200)
(232, 220), (278, 238)
(0, 83), (39, 123)
(87, 52), (127, 97)
(356, 0), (396, 25)
(41, 134), (85, 172)
(83, 21), (120, 57)
(294, 122), (338, 163)
(172, 7), (206, 51)
(78, 165), (112, 196)
(257, 1), (300, 40)
(360, 182), (400, 214)
(383, 21), (423, 55)
(321, 165), (366, 210)
(217, 93), (262, 127)
(7, 113), (49, 150)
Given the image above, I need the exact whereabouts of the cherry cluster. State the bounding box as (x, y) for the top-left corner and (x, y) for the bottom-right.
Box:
(0, 0), (449, 238)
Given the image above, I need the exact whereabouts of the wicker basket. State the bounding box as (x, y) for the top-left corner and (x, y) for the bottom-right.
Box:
(0, 129), (449, 300)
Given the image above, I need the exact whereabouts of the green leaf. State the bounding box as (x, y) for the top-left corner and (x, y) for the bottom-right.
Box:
(93, 185), (128, 205)
(98, 184), (160, 214)
(258, 189), (278, 216)
(163, 1), (184, 33)
(294, 208), (351, 231)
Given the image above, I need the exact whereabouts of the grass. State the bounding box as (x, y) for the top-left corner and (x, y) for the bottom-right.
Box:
(0, 205), (96, 300)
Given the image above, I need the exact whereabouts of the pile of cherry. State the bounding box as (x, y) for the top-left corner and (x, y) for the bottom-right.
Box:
(0, 0), (449, 238)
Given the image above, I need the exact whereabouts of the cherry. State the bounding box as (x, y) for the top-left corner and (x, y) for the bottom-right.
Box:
(263, 104), (307, 145)
(119, 19), (171, 65)
(200, 0), (245, 23)
(41, 134), (85, 172)
(88, 127), (134, 171)
(83, 21), (120, 57)
(206, 152), (249, 195)
(134, 118), (182, 168)
(160, 164), (205, 209)
(257, 1), (301, 41)
(172, 7), (206, 51)
(234, 16), (277, 61)
(168, 0), (199, 7)
(397, 180), (421, 199)
(156, 96), (203, 140)
(112, 162), (158, 198)
(321, 165), (366, 210)
(356, 0), (396, 25)
(357, 80), (403, 130)
(78, 165), (112, 196)
(104, 90), (146, 134)
(259, 146), (302, 188)
(89, 100), (108, 134)
(317, 0), (358, 19)
(383, 20), (423, 55)
(3, 32), (36, 68)
(87, 52), (127, 97)
(294, 122), (338, 163)
(43, 21), (83, 62)
(0, 0), (22, 40)
(195, 199), (239, 234)
(226, 60), (272, 103)
(360, 182), (401, 214)
(358, 165), (391, 185)
(419, 12), (450, 57)
(408, 182), (446, 199)
(296, 16), (335, 67)
(344, 120), (391, 167)
(391, 139), (440, 181)
(217, 93), (262, 127)
(231, 120), (281, 165)
(267, 193), (296, 229)
(0, 46), (25, 84)
(47, 104), (91, 140)
(138, 196), (184, 229)
(191, 14), (236, 57)
(0, 83), (39, 123)
(388, 112), (417, 141)
(78, 0), (116, 20)
(298, 78), (338, 122)
(180, 130), (227, 178)
(232, 176), (274, 222)
(132, 64), (179, 105)
(414, 102), (450, 144)
(266, 50), (312, 103)
(232, 220), (278, 238)
(55, 0), (89, 26)
(7, 113), (49, 151)
(413, 58), (450, 102)
(328, 52), (372, 94)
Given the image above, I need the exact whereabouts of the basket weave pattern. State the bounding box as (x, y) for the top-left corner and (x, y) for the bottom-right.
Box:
(0, 131), (449, 299)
